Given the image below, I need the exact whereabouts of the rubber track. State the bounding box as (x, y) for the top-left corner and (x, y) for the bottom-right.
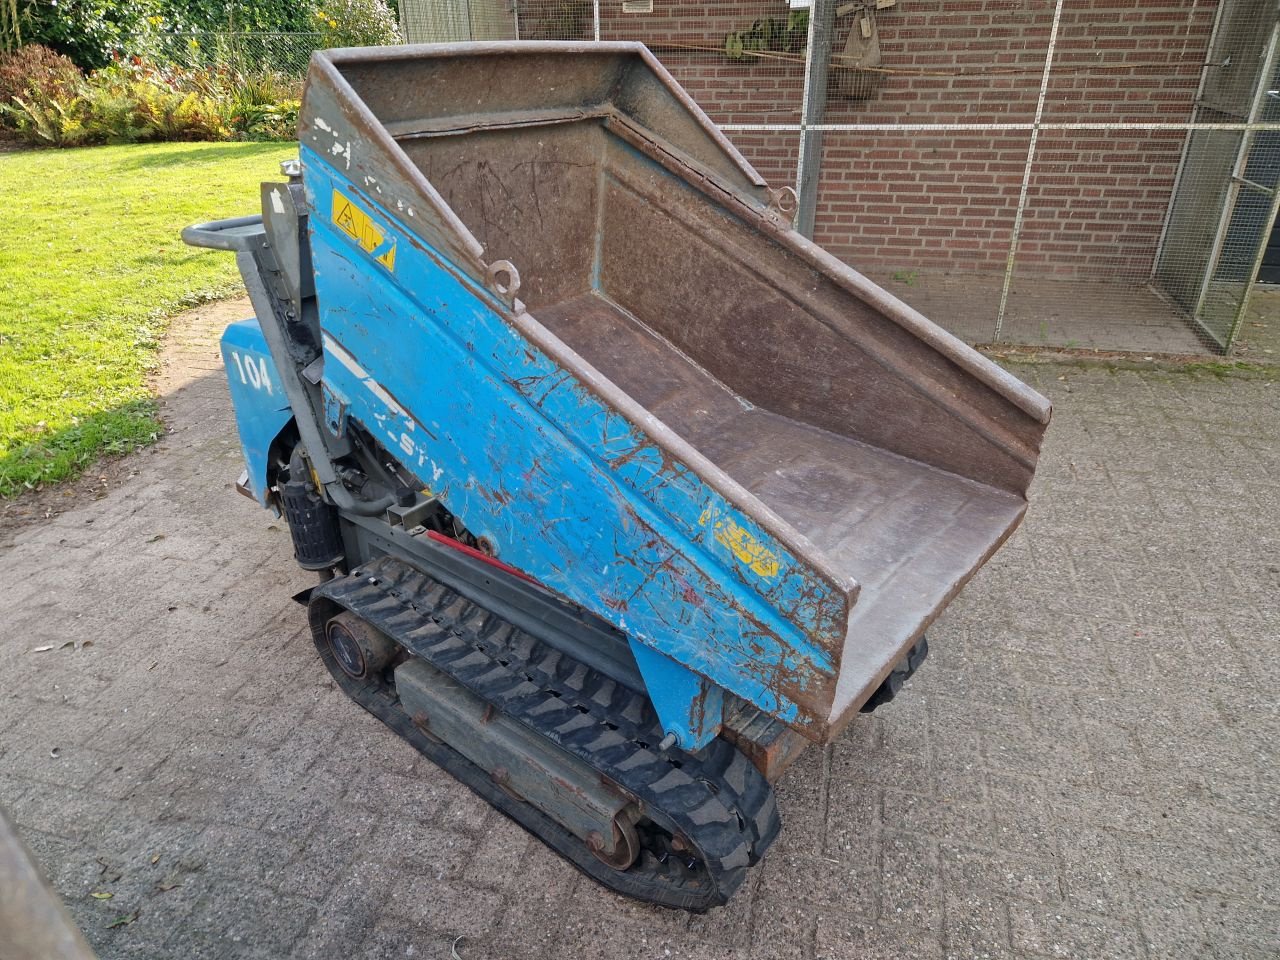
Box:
(310, 555), (781, 910)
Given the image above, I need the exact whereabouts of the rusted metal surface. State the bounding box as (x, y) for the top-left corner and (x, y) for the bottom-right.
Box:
(722, 707), (813, 784)
(300, 42), (771, 297)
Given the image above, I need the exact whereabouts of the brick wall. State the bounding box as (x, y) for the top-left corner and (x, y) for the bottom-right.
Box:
(514, 1), (1220, 280)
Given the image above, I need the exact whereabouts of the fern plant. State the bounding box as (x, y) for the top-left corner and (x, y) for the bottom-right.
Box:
(79, 77), (151, 142)
(4, 92), (90, 146)
(137, 84), (227, 140)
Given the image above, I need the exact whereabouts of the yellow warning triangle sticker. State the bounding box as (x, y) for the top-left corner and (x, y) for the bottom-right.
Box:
(333, 198), (358, 236)
(330, 188), (397, 272)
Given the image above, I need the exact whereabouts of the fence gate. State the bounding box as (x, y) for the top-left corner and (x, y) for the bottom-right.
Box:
(1155, 0), (1280, 350)
(400, 0), (518, 43)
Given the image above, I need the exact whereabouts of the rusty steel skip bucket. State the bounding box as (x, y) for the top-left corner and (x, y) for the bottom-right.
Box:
(289, 41), (1051, 747)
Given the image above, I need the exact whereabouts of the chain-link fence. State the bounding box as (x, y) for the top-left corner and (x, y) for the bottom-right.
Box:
(155, 32), (326, 77)
(173, 2), (1280, 357)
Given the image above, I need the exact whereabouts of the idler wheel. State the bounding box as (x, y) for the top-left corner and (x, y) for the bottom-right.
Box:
(325, 612), (397, 680)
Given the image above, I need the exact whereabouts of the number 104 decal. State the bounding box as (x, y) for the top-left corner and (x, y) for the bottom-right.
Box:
(229, 351), (274, 395)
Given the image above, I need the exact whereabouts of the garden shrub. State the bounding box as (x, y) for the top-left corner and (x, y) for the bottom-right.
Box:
(15, 0), (161, 70)
(0, 44), (82, 106)
(14, 0), (335, 69)
(153, 0), (322, 35)
(1, 48), (299, 145)
(6, 92), (92, 146)
(106, 63), (230, 140)
(222, 69), (300, 139)
(314, 0), (400, 48)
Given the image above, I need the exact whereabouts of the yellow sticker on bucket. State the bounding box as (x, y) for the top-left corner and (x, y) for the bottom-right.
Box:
(331, 188), (396, 271)
(699, 508), (780, 579)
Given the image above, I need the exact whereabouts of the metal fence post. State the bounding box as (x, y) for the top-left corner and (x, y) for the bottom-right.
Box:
(993, 0), (1066, 342)
(795, 0), (835, 239)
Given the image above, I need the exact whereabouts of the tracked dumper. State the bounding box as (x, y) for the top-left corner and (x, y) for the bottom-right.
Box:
(185, 42), (1050, 909)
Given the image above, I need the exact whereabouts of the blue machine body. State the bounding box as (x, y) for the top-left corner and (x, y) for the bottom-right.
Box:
(220, 318), (293, 507)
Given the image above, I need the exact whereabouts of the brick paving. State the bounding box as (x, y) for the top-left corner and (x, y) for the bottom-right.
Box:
(860, 270), (1215, 355)
(1, 300), (1277, 959)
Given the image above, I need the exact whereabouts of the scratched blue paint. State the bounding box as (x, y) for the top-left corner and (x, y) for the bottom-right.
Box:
(299, 147), (844, 726)
(629, 639), (725, 750)
(221, 319), (293, 505)
(510, 368), (848, 643)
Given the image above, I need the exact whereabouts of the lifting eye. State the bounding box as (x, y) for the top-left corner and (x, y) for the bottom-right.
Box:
(768, 185), (799, 220)
(487, 259), (521, 299)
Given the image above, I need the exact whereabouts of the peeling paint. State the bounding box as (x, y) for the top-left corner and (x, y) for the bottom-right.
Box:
(328, 140), (352, 170)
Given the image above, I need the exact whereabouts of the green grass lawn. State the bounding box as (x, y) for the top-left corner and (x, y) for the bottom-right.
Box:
(0, 141), (294, 497)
